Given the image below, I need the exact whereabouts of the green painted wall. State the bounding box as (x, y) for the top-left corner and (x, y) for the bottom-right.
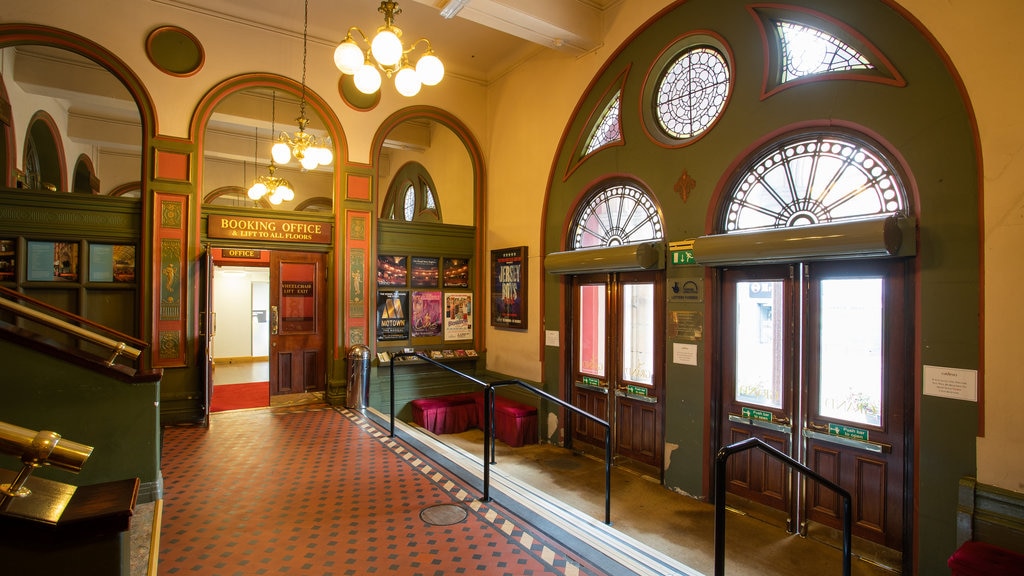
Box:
(543, 1), (979, 572)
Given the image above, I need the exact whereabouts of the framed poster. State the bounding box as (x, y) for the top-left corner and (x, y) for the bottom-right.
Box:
(410, 256), (440, 288)
(376, 290), (410, 341)
(411, 290), (442, 338)
(377, 255), (408, 287)
(444, 292), (473, 341)
(443, 257), (469, 288)
(491, 246), (528, 330)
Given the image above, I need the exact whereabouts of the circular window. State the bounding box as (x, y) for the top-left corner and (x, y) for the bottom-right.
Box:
(642, 34), (733, 146)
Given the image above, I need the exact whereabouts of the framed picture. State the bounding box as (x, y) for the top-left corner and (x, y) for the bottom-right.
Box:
(410, 256), (439, 288)
(490, 246), (528, 330)
(443, 292), (473, 341)
(411, 290), (442, 338)
(377, 255), (408, 287)
(443, 257), (469, 288)
(27, 240), (79, 282)
(376, 290), (410, 341)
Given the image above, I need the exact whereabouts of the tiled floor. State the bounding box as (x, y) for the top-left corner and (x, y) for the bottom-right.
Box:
(157, 403), (617, 575)
(150, 399), (898, 576)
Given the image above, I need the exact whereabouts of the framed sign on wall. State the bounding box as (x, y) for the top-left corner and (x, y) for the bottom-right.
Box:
(491, 246), (527, 330)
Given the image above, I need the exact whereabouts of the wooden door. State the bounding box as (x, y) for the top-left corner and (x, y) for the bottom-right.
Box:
(719, 261), (908, 551)
(571, 271), (665, 469)
(269, 251), (326, 395)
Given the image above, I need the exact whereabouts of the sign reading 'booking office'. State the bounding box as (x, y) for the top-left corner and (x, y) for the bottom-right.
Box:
(208, 215), (333, 244)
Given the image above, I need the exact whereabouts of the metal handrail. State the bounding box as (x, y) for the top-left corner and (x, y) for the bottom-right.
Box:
(714, 437), (852, 576)
(0, 286), (145, 366)
(386, 352), (614, 524)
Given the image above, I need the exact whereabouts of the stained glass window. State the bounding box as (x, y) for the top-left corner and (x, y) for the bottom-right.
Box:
(723, 133), (905, 232)
(571, 183), (663, 249)
(654, 46), (730, 140)
(777, 21), (873, 82)
(583, 90), (622, 156)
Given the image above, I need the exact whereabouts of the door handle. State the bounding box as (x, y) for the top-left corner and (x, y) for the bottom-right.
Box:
(270, 305), (279, 335)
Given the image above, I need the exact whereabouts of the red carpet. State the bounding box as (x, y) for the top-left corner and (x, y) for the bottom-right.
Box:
(210, 381), (269, 412)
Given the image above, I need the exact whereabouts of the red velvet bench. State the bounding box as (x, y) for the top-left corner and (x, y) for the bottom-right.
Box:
(949, 541), (1024, 576)
(474, 393), (539, 447)
(410, 394), (478, 434)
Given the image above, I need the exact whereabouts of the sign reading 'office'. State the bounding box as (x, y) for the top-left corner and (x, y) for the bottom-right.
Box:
(208, 215), (332, 244)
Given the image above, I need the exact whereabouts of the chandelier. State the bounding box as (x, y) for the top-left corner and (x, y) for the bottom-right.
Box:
(249, 94), (295, 205)
(272, 0), (333, 170)
(333, 1), (445, 97)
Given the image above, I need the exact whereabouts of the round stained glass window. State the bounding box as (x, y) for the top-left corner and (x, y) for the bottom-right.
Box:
(655, 46), (730, 139)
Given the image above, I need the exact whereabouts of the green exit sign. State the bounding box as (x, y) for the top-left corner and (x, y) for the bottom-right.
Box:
(742, 407), (773, 422)
(671, 249), (695, 265)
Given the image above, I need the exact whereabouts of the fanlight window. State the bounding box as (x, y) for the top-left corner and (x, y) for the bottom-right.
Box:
(583, 90), (622, 156)
(723, 133), (906, 232)
(654, 46), (730, 140)
(571, 183), (663, 249)
(777, 20), (873, 82)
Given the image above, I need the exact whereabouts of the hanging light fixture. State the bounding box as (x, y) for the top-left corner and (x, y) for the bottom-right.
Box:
(333, 1), (445, 97)
(249, 93), (295, 206)
(273, 0), (334, 170)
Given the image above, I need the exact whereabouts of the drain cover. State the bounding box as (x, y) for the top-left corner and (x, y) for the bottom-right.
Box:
(420, 503), (469, 526)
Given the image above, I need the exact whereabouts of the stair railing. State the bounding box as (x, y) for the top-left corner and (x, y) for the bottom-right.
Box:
(386, 352), (614, 525)
(0, 285), (145, 368)
(714, 436), (852, 576)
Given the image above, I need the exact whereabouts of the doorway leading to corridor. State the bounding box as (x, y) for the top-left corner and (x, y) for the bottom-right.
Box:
(205, 249), (327, 412)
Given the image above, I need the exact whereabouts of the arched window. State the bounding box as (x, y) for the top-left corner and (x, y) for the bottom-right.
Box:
(570, 181), (664, 249)
(381, 161), (441, 223)
(24, 112), (65, 191)
(721, 131), (907, 232)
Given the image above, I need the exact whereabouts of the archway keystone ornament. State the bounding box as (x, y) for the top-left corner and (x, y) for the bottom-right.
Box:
(675, 169), (696, 203)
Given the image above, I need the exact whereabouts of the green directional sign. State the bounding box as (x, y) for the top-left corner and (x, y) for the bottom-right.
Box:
(742, 407), (773, 422)
(672, 249), (696, 265)
(627, 385), (648, 396)
(829, 423), (869, 441)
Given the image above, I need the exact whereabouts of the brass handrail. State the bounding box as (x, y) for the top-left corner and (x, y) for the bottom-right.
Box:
(0, 294), (142, 365)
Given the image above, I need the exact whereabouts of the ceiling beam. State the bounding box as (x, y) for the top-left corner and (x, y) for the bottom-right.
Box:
(416, 0), (602, 52)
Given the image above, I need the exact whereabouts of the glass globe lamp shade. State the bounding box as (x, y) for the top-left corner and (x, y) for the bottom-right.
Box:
(268, 190), (284, 205)
(371, 28), (402, 67)
(354, 64), (382, 94)
(334, 40), (364, 75)
(416, 54), (444, 86)
(300, 153), (319, 171)
(248, 182), (267, 200)
(278, 185), (295, 202)
(271, 142), (292, 165)
(317, 146), (333, 166)
(394, 66), (422, 97)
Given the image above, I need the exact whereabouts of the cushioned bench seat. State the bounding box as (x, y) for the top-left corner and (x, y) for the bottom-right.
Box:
(410, 394), (478, 434)
(474, 393), (538, 447)
(949, 541), (1024, 576)
(409, 391), (538, 447)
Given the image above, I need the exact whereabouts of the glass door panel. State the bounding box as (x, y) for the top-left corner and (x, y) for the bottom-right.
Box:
(734, 280), (785, 410)
(578, 283), (607, 379)
(621, 283), (654, 387)
(817, 277), (883, 427)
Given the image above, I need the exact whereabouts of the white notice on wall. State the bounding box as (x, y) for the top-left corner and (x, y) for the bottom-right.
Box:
(673, 342), (698, 366)
(545, 330), (560, 347)
(923, 365), (978, 402)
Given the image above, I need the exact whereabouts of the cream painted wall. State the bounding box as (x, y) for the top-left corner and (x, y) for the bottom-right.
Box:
(2, 0), (489, 167)
(898, 0), (1024, 493)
